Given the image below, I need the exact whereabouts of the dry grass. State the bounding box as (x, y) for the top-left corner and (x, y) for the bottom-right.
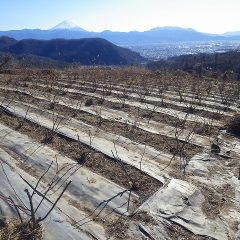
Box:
(106, 217), (130, 239)
(164, 222), (211, 240)
(201, 184), (234, 220)
(0, 219), (42, 240)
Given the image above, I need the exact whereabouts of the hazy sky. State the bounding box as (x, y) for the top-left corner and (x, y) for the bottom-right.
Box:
(1, 0), (240, 33)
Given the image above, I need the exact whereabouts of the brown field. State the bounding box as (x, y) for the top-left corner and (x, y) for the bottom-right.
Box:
(0, 67), (240, 239)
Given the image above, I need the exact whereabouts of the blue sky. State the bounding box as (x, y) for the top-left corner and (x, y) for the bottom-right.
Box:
(1, 0), (240, 33)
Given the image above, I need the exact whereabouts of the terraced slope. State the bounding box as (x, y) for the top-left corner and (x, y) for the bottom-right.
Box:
(0, 68), (240, 240)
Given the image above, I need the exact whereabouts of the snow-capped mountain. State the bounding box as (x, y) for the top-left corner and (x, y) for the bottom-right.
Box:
(51, 21), (86, 31)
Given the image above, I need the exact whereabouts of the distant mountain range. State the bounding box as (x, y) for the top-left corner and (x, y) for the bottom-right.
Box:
(0, 36), (144, 66)
(223, 31), (240, 36)
(1, 21), (240, 45)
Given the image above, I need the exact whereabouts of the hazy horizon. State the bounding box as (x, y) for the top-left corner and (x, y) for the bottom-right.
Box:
(1, 0), (240, 34)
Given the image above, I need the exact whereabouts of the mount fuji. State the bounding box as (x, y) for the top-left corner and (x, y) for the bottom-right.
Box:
(51, 21), (86, 31)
